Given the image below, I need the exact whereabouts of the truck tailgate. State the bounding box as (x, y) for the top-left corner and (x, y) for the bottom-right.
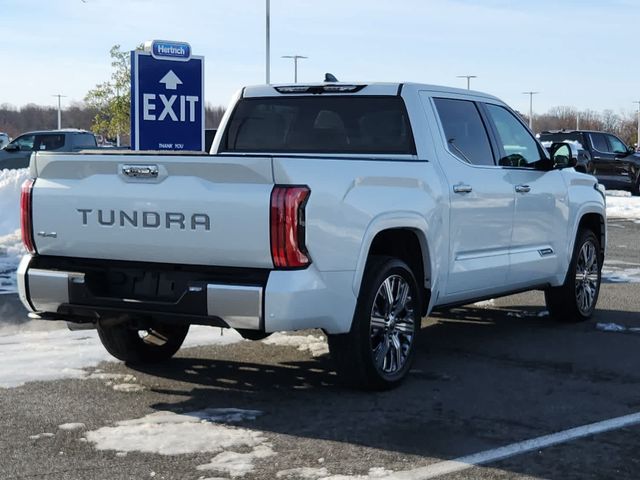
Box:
(30, 153), (274, 268)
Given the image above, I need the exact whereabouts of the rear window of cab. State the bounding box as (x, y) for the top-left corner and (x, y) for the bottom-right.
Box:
(222, 96), (416, 155)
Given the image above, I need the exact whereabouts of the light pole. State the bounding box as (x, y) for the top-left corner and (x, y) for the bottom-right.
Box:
(456, 75), (477, 90)
(52, 94), (67, 129)
(633, 101), (640, 151)
(281, 55), (308, 83)
(265, 0), (270, 84)
(522, 91), (539, 130)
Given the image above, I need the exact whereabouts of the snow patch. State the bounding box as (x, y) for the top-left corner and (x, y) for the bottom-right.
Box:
(86, 408), (269, 477)
(58, 422), (86, 431)
(596, 322), (640, 333)
(113, 383), (145, 393)
(196, 444), (275, 477)
(29, 432), (55, 440)
(506, 310), (549, 319)
(263, 332), (329, 357)
(85, 408), (265, 455)
(277, 467), (330, 479)
(472, 299), (495, 308)
(275, 467), (395, 480)
(0, 325), (242, 388)
(602, 267), (640, 283)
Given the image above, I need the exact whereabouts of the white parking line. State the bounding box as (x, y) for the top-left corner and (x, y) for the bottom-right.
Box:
(388, 411), (640, 479)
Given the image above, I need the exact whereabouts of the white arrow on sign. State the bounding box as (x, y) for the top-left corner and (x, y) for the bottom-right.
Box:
(159, 70), (183, 90)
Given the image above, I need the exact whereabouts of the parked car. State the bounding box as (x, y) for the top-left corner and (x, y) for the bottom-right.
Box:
(0, 132), (10, 149)
(18, 82), (605, 390)
(0, 129), (97, 170)
(539, 129), (640, 195)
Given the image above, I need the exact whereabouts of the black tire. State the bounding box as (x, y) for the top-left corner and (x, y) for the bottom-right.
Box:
(545, 229), (601, 322)
(328, 256), (422, 390)
(632, 175), (640, 196)
(97, 319), (189, 364)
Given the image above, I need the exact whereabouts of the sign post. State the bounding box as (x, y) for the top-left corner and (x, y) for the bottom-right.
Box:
(131, 40), (204, 151)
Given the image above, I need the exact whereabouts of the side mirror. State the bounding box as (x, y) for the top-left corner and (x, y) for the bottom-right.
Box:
(3, 143), (19, 152)
(549, 142), (576, 169)
(628, 146), (637, 155)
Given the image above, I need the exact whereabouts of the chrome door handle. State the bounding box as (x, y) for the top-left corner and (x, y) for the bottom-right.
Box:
(515, 184), (531, 193)
(453, 183), (473, 194)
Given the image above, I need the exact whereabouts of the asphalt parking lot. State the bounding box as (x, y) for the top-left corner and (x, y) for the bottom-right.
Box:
(0, 218), (639, 480)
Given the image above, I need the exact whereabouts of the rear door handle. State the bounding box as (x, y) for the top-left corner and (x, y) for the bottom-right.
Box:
(515, 184), (531, 193)
(453, 183), (473, 194)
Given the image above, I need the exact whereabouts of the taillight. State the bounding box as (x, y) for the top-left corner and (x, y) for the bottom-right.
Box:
(270, 186), (311, 268)
(20, 178), (36, 255)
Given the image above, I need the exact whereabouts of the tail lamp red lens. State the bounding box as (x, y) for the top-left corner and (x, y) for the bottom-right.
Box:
(20, 178), (36, 255)
(270, 186), (311, 268)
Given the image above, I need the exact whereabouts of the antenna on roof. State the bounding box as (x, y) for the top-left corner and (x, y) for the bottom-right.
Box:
(324, 73), (338, 83)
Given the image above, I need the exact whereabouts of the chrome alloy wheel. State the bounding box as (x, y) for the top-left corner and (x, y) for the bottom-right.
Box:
(575, 239), (599, 315)
(370, 274), (416, 375)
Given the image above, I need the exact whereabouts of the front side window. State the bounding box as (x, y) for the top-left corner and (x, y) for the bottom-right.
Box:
(606, 134), (628, 154)
(433, 98), (494, 166)
(12, 134), (35, 151)
(224, 96), (416, 154)
(35, 134), (65, 151)
(485, 104), (542, 167)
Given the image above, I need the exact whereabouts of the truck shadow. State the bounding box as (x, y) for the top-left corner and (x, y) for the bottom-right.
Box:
(128, 304), (640, 476)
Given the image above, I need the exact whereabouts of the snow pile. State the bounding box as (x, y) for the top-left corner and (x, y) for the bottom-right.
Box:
(0, 325), (242, 388)
(605, 190), (640, 219)
(86, 408), (272, 478)
(0, 168), (29, 293)
(263, 332), (329, 357)
(0, 168), (28, 234)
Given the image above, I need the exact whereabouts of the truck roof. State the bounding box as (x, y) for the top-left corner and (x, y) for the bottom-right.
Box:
(20, 128), (94, 136)
(242, 82), (502, 102)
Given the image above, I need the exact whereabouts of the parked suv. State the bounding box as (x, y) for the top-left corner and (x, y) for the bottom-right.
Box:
(0, 129), (97, 170)
(539, 130), (640, 195)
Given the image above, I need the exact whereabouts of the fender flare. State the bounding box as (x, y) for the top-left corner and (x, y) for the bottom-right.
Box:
(351, 212), (434, 299)
(567, 203), (607, 260)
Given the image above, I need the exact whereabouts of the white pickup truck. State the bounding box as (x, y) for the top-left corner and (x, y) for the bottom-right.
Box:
(17, 82), (606, 389)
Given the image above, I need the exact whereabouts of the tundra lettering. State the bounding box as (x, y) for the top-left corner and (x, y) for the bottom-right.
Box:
(77, 209), (210, 231)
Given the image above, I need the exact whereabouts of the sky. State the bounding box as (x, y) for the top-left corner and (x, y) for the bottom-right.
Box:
(1, 0), (639, 116)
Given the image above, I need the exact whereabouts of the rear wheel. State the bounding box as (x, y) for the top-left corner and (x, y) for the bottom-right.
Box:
(328, 256), (421, 390)
(545, 229), (601, 322)
(97, 319), (189, 364)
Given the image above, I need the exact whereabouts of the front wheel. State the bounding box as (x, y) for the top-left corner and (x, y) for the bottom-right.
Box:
(97, 319), (189, 364)
(545, 229), (601, 322)
(328, 256), (421, 390)
(632, 175), (640, 196)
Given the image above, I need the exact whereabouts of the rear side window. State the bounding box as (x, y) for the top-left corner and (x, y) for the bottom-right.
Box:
(433, 98), (495, 166)
(223, 96), (416, 154)
(35, 134), (65, 151)
(590, 133), (609, 153)
(73, 133), (97, 148)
